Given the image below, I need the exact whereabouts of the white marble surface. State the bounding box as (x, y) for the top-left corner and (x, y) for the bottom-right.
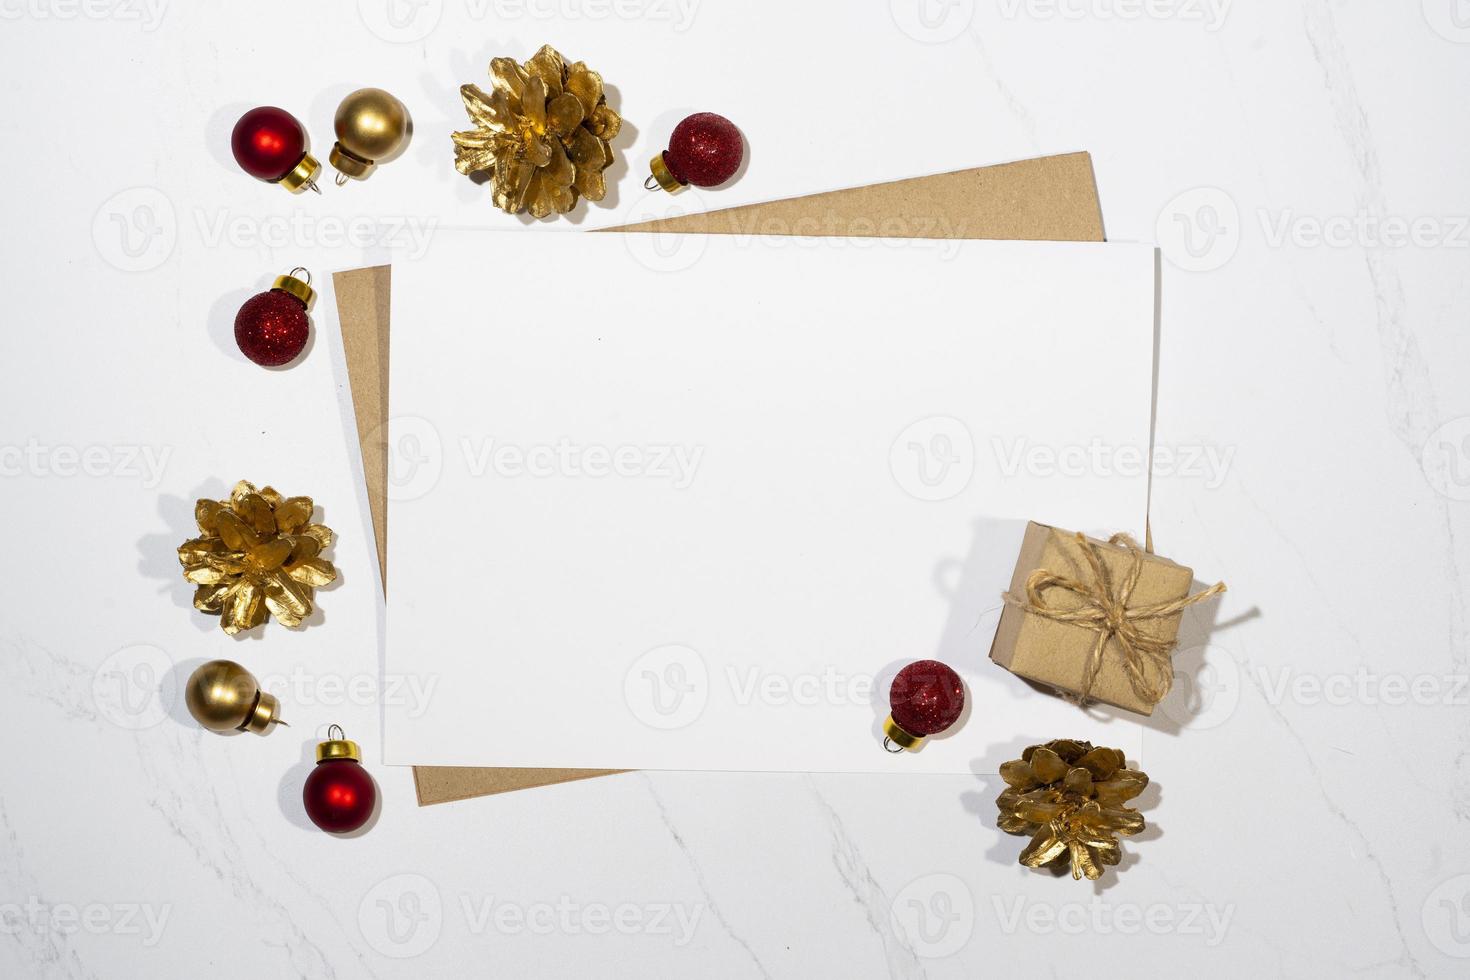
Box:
(2, 2), (1469, 977)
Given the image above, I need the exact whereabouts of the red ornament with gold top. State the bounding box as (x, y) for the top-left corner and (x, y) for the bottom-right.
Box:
(230, 106), (321, 194)
(302, 726), (377, 834)
(882, 659), (966, 752)
(234, 268), (314, 367)
(646, 112), (744, 193)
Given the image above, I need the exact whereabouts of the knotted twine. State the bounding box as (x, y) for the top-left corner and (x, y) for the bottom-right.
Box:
(1002, 532), (1226, 708)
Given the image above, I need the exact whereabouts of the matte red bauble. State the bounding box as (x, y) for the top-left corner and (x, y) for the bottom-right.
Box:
(303, 726), (377, 834)
(234, 268), (313, 367)
(647, 112), (744, 193)
(230, 106), (321, 194)
(883, 660), (965, 752)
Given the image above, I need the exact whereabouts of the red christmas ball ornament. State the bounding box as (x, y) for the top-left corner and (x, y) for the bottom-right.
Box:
(883, 660), (966, 752)
(303, 726), (378, 834)
(647, 112), (744, 193)
(230, 106), (321, 194)
(234, 268), (313, 367)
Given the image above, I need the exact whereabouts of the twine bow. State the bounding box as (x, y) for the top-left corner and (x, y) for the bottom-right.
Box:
(1003, 533), (1226, 707)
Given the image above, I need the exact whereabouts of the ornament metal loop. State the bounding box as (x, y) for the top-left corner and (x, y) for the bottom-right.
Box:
(644, 174), (660, 191)
(269, 269), (316, 311)
(881, 714), (926, 752)
(328, 723), (344, 741)
(335, 172), (349, 187)
(647, 152), (685, 194)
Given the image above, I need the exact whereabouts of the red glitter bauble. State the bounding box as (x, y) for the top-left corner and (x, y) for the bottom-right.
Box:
(303, 757), (377, 833)
(234, 288), (309, 366)
(889, 660), (965, 737)
(231, 106), (309, 182)
(663, 112), (744, 187)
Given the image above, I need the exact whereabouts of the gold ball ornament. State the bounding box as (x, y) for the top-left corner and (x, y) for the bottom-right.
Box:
(330, 87), (410, 184)
(184, 660), (284, 735)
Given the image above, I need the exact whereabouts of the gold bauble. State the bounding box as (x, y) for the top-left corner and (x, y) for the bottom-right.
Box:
(185, 660), (283, 735)
(331, 87), (410, 183)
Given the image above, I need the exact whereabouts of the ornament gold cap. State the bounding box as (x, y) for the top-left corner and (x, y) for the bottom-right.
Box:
(279, 153), (322, 194)
(185, 659), (284, 735)
(317, 724), (362, 763)
(329, 143), (376, 182)
(241, 690), (283, 734)
(882, 715), (924, 753)
(647, 152), (684, 194)
(271, 268), (315, 308)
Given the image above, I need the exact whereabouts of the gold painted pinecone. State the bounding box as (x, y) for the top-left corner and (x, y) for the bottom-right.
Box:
(996, 739), (1148, 881)
(452, 44), (622, 217)
(177, 481), (337, 634)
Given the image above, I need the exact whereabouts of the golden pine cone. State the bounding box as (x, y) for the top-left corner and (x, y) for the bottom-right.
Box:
(996, 739), (1149, 881)
(177, 481), (337, 634)
(452, 44), (622, 217)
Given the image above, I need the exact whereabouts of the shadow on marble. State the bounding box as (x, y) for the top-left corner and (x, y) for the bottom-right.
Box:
(1134, 593), (1258, 737)
(161, 656), (211, 731)
(138, 480), (230, 632)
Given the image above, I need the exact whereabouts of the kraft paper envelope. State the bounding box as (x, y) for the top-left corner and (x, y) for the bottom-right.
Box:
(331, 151), (1105, 805)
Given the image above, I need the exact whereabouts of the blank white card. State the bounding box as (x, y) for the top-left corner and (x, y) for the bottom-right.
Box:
(385, 233), (1157, 773)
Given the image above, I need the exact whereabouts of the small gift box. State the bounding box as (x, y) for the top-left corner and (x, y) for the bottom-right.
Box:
(989, 522), (1225, 715)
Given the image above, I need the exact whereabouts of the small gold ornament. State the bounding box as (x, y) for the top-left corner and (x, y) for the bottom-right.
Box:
(331, 87), (411, 184)
(452, 44), (622, 217)
(184, 660), (284, 735)
(996, 739), (1148, 881)
(177, 480), (337, 634)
